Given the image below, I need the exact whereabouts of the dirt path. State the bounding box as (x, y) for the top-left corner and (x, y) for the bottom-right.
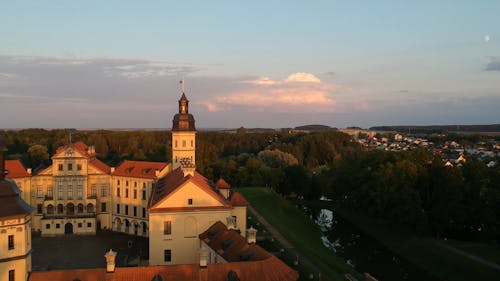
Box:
(248, 205), (338, 281)
(434, 241), (500, 271)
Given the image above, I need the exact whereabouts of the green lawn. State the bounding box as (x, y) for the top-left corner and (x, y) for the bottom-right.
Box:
(443, 239), (500, 265)
(238, 187), (361, 281)
(302, 200), (500, 281)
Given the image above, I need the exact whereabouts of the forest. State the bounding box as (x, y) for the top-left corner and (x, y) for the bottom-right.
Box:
(1, 128), (499, 242)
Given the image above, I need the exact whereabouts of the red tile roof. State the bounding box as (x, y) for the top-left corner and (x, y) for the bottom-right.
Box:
(199, 221), (270, 262)
(5, 160), (30, 178)
(0, 178), (34, 218)
(215, 178), (230, 189)
(55, 141), (95, 158)
(29, 258), (298, 281)
(149, 167), (230, 211)
(89, 159), (112, 174)
(113, 160), (168, 179)
(230, 192), (249, 206)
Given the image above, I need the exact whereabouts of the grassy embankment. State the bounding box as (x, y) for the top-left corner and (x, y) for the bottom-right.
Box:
(302, 200), (500, 281)
(239, 187), (361, 281)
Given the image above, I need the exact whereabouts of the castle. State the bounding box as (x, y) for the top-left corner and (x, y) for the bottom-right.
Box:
(1, 91), (298, 281)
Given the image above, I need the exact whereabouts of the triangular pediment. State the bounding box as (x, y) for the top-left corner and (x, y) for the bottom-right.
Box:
(52, 148), (87, 159)
(151, 178), (226, 210)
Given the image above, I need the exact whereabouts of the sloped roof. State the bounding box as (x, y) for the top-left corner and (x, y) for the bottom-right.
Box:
(199, 221), (270, 262)
(114, 160), (168, 179)
(0, 178), (34, 218)
(215, 178), (230, 189)
(89, 159), (112, 174)
(5, 160), (30, 178)
(229, 192), (249, 206)
(149, 167), (230, 210)
(29, 255), (297, 281)
(54, 141), (95, 158)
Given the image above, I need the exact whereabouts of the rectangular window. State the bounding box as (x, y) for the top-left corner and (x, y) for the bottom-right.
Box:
(133, 189), (137, 199)
(68, 163), (73, 171)
(8, 235), (14, 250)
(142, 189), (146, 200)
(77, 187), (83, 199)
(164, 221), (171, 235)
(134, 182), (137, 187)
(142, 208), (146, 218)
(58, 164), (63, 171)
(125, 189), (129, 198)
(45, 224), (50, 229)
(182, 140), (186, 147)
(78, 223), (82, 228)
(91, 185), (97, 197)
(87, 222), (92, 227)
(125, 205), (129, 215)
(117, 187), (120, 197)
(101, 203), (107, 212)
(37, 204), (42, 214)
(58, 187), (63, 200)
(133, 206), (137, 217)
(77, 164), (82, 170)
(116, 204), (120, 214)
(191, 140), (194, 147)
(47, 186), (53, 197)
(164, 249), (172, 262)
(101, 186), (107, 197)
(175, 140), (178, 147)
(36, 186), (43, 198)
(188, 198), (193, 205)
(9, 270), (14, 281)
(67, 186), (73, 199)
(56, 224), (60, 229)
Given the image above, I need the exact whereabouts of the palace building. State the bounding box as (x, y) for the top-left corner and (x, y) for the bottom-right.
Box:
(2, 90), (298, 281)
(0, 138), (34, 281)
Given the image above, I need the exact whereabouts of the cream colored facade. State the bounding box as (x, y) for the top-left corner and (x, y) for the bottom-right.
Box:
(111, 166), (170, 236)
(0, 211), (32, 281)
(172, 131), (196, 170)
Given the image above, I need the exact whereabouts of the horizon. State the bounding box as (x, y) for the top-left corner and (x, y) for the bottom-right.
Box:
(1, 1), (500, 128)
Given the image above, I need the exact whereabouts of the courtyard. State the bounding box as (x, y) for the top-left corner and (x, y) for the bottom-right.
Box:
(31, 230), (149, 271)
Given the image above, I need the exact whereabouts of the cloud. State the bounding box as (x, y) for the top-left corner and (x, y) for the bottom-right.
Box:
(485, 57), (500, 71)
(203, 72), (346, 113)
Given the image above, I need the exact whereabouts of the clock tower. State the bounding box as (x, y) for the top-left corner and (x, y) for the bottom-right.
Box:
(171, 92), (196, 170)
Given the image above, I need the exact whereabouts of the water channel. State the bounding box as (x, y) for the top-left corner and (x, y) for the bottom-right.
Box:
(301, 205), (441, 281)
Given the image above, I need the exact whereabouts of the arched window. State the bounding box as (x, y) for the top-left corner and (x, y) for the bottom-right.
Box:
(67, 203), (75, 215)
(57, 204), (64, 214)
(87, 203), (94, 213)
(77, 204), (84, 213)
(47, 204), (54, 214)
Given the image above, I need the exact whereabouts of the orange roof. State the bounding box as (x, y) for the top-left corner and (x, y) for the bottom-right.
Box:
(5, 160), (30, 178)
(114, 160), (168, 179)
(230, 192), (249, 206)
(215, 178), (230, 189)
(55, 141), (95, 158)
(29, 259), (297, 281)
(89, 159), (111, 174)
(199, 221), (270, 262)
(149, 167), (230, 210)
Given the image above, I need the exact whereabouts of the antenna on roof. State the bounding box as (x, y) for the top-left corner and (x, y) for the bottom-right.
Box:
(69, 131), (72, 144)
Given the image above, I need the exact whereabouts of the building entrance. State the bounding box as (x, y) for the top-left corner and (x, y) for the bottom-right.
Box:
(64, 223), (73, 234)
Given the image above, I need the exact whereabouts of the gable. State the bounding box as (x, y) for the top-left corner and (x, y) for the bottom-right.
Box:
(152, 180), (226, 210)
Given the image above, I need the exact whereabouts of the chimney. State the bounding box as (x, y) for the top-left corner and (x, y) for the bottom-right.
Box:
(104, 249), (117, 273)
(197, 245), (209, 268)
(226, 216), (236, 230)
(155, 169), (160, 177)
(110, 167), (115, 174)
(0, 137), (6, 181)
(246, 226), (257, 244)
(27, 168), (32, 175)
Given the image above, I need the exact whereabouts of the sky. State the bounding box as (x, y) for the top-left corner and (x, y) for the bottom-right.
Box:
(1, 1), (499, 129)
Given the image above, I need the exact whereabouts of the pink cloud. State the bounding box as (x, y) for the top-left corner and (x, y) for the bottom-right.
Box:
(204, 72), (346, 113)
